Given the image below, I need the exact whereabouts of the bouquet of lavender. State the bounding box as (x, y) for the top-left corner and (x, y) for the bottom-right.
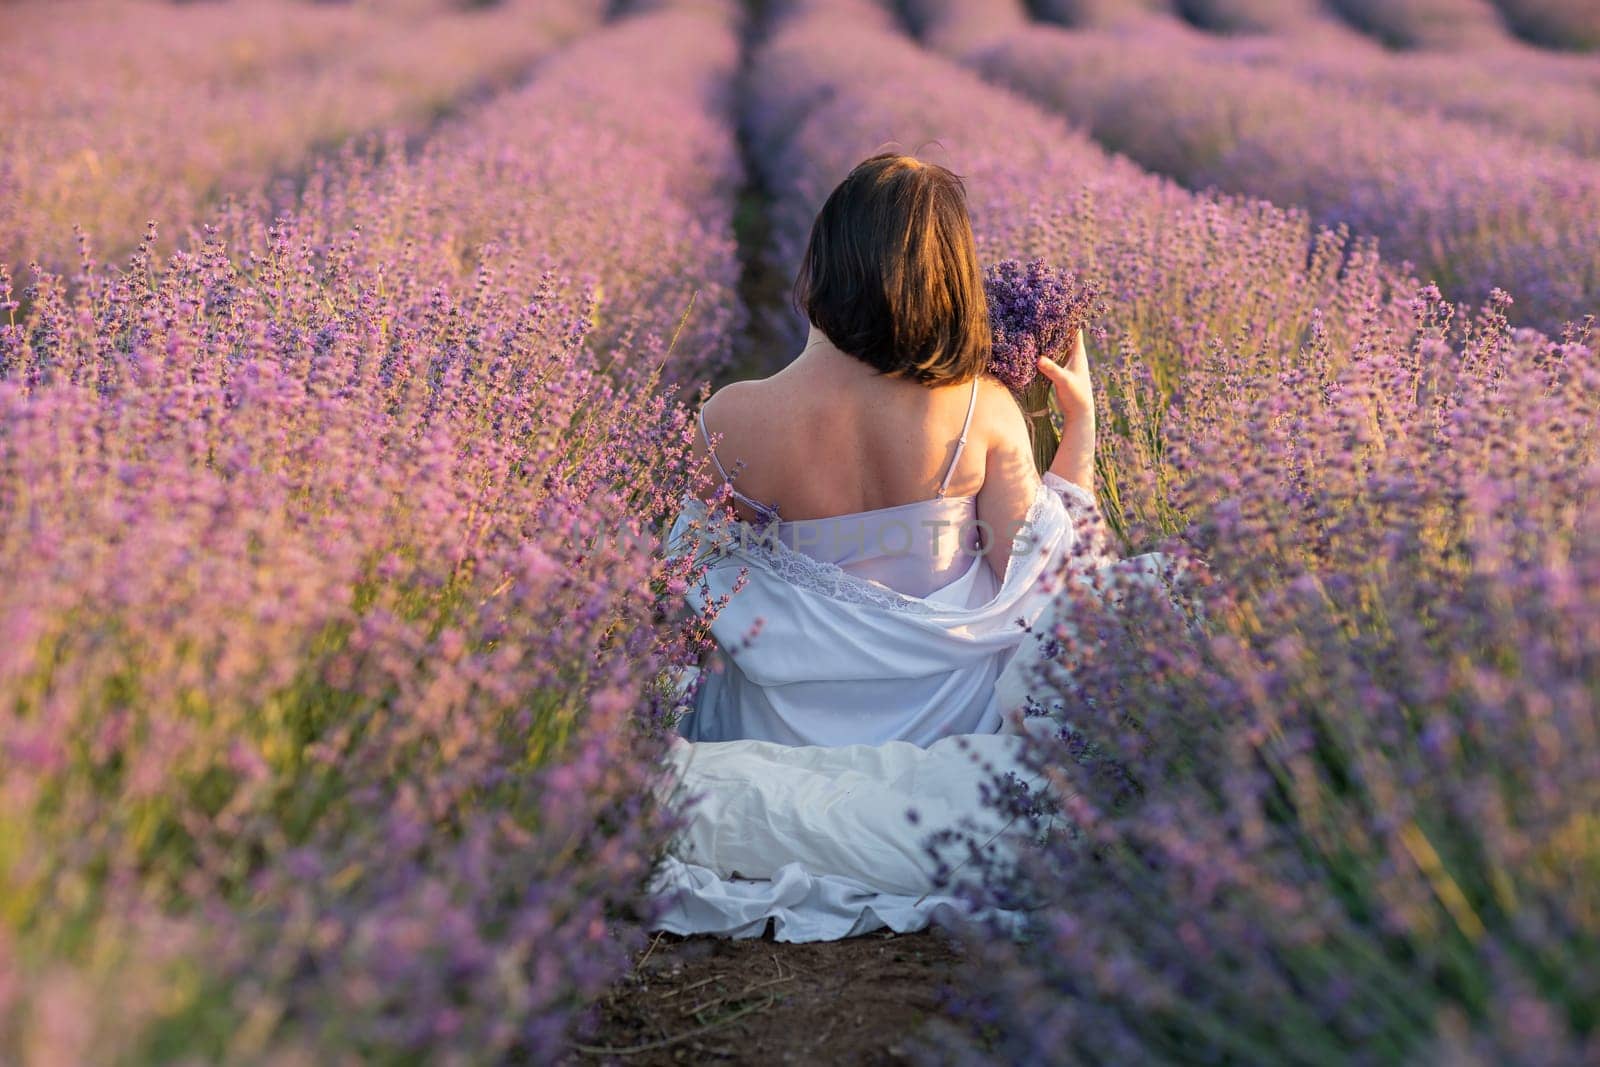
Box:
(984, 257), (1102, 474)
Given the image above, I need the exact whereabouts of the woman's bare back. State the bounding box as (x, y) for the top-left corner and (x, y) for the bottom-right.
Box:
(692, 328), (1041, 577)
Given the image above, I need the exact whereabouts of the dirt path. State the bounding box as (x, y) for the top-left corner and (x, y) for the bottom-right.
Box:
(566, 6), (979, 1064)
(567, 928), (967, 1064)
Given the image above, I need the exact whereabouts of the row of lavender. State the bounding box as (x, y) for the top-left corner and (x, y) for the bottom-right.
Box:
(917, 0), (1600, 155)
(0, 0), (605, 277)
(1201, 29), (1600, 155)
(757, 0), (1599, 1059)
(1318, 0), (1598, 50)
(1045, 1), (1600, 129)
(1039, 0), (1600, 50)
(913, 0), (1600, 334)
(1110, 7), (1600, 155)
(1242, 0), (1512, 49)
(0, 2), (742, 1061)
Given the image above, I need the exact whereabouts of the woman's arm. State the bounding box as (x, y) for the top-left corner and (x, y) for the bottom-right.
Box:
(975, 378), (1041, 582)
(686, 381), (763, 515)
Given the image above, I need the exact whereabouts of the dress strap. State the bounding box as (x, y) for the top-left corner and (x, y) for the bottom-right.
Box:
(698, 404), (781, 524)
(936, 377), (980, 497)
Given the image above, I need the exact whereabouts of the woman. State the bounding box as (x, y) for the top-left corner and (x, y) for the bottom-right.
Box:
(676, 153), (1103, 747)
(649, 153), (1118, 941)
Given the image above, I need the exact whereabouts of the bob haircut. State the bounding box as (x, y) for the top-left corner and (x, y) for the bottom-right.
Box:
(793, 153), (990, 385)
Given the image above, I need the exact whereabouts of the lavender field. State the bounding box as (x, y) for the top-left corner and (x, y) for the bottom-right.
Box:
(2, 0), (1596, 1062)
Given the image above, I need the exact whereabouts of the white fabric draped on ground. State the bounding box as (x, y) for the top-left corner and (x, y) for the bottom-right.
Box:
(646, 473), (1186, 941)
(647, 728), (1045, 941)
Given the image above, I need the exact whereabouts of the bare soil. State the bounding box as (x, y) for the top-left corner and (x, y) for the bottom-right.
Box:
(567, 927), (968, 1065)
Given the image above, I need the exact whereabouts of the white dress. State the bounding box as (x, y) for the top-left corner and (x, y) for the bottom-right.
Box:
(645, 459), (1129, 941)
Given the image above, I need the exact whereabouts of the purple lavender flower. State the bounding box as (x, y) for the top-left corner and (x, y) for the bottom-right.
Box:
(983, 258), (1099, 391)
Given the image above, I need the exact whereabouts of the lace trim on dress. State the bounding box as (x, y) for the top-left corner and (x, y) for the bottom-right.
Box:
(673, 477), (1098, 615)
(1041, 471), (1096, 517)
(1041, 472), (1117, 569)
(756, 541), (949, 614)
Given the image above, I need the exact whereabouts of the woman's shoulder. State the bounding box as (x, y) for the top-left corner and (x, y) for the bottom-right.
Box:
(701, 376), (772, 423)
(700, 374), (780, 412)
(971, 373), (1031, 448)
(695, 378), (783, 470)
(972, 372), (1018, 406)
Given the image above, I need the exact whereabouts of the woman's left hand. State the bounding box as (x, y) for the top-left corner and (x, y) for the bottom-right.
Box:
(1037, 328), (1096, 494)
(1036, 327), (1093, 416)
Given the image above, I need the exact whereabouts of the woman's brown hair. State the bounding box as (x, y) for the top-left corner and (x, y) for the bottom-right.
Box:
(793, 153), (990, 385)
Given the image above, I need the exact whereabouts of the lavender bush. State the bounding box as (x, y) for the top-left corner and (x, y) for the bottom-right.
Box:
(1174, 0), (1329, 34)
(1030, 0), (1173, 27)
(1492, 0), (1600, 48)
(932, 293), (1600, 1065)
(925, 4), (1600, 331)
(1323, 0), (1512, 48)
(0, 2), (742, 1061)
(897, 0), (1031, 49)
(1196, 28), (1600, 155)
(0, 0), (606, 277)
(1099, 6), (1600, 155)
